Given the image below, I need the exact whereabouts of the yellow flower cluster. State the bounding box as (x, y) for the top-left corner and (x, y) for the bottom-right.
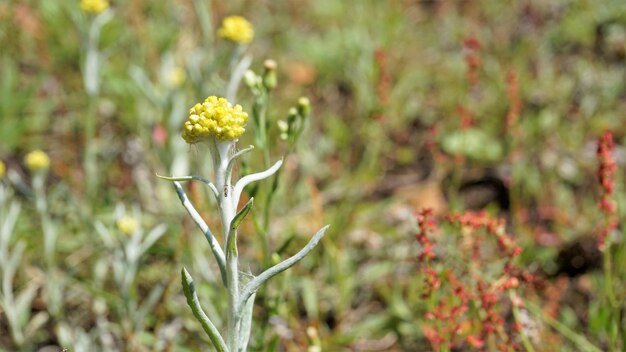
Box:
(182, 96), (248, 143)
(218, 16), (254, 44)
(80, 0), (109, 14)
(117, 216), (138, 236)
(0, 160), (5, 178)
(24, 150), (50, 172)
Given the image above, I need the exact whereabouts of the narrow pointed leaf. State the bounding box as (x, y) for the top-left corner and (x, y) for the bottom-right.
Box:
(181, 267), (228, 352)
(237, 225), (329, 317)
(157, 174), (219, 198)
(238, 292), (257, 349)
(226, 198), (254, 257)
(231, 198), (254, 231)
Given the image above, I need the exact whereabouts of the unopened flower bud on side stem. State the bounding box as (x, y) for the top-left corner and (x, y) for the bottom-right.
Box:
(244, 70), (260, 90)
(262, 59), (277, 90)
(297, 96), (311, 117)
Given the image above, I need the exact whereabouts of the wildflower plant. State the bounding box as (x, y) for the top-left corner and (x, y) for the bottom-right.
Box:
(593, 131), (625, 351)
(240, 60), (313, 343)
(130, 53), (192, 190)
(242, 61), (311, 246)
(415, 209), (535, 351)
(23, 150), (66, 319)
(24, 150), (54, 266)
(160, 94), (328, 351)
(94, 204), (168, 349)
(0, 166), (42, 350)
(69, 0), (114, 197)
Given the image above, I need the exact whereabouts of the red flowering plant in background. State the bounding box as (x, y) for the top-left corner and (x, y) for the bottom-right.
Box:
(416, 209), (536, 351)
(597, 131), (619, 251)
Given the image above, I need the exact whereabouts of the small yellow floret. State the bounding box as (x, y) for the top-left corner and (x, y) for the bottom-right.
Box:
(80, 0), (109, 14)
(117, 216), (138, 236)
(24, 150), (50, 172)
(0, 160), (5, 178)
(218, 16), (254, 44)
(182, 96), (249, 143)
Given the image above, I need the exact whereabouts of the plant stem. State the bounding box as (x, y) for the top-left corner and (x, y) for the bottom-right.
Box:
(509, 290), (535, 352)
(226, 47), (251, 103)
(602, 222), (621, 351)
(82, 11), (113, 199)
(604, 239), (618, 308)
(84, 94), (98, 199)
(526, 301), (602, 352)
(252, 215), (271, 269)
(258, 94), (270, 167)
(213, 140), (242, 351)
(604, 247), (618, 351)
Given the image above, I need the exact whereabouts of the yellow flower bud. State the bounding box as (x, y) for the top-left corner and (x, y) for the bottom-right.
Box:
(182, 96), (249, 143)
(218, 16), (254, 44)
(277, 120), (289, 133)
(116, 216), (138, 236)
(297, 97), (311, 117)
(168, 67), (186, 88)
(271, 253), (281, 266)
(24, 150), (50, 172)
(0, 160), (5, 178)
(80, 0), (109, 14)
(263, 59), (277, 71)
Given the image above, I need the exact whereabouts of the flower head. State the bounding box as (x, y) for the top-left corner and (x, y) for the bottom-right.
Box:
(0, 160), (5, 178)
(117, 216), (138, 236)
(24, 150), (50, 172)
(80, 0), (109, 14)
(218, 16), (254, 44)
(182, 96), (248, 143)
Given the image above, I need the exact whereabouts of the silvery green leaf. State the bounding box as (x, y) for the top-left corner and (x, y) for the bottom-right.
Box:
(24, 311), (49, 339)
(0, 202), (20, 248)
(157, 174), (219, 199)
(15, 282), (38, 327)
(237, 292), (256, 351)
(139, 224), (167, 255)
(233, 160), (282, 207)
(134, 284), (165, 333)
(94, 221), (114, 248)
(181, 267), (228, 352)
(237, 225), (329, 318)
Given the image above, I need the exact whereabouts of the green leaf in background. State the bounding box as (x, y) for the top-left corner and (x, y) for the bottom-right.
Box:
(440, 127), (504, 162)
(0, 57), (32, 153)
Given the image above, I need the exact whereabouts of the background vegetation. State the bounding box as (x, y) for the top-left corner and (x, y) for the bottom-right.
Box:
(1, 0), (625, 350)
